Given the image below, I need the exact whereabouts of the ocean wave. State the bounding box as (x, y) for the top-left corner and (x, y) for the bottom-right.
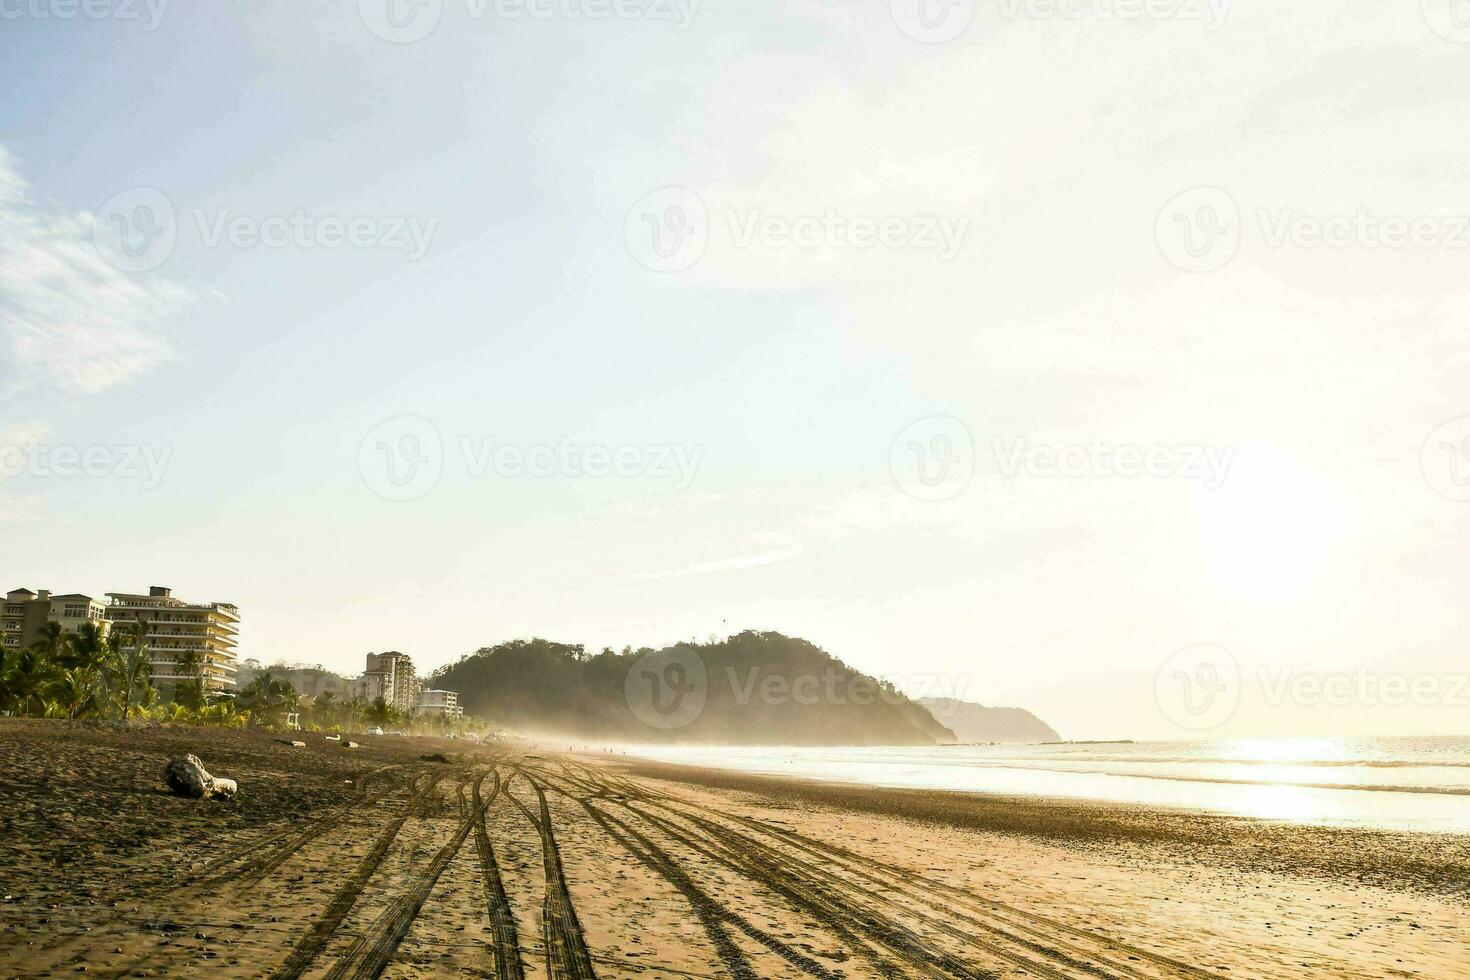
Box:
(966, 762), (1470, 796)
(969, 755), (1470, 769)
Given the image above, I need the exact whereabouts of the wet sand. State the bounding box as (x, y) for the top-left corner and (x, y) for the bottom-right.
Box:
(1, 719), (1466, 978)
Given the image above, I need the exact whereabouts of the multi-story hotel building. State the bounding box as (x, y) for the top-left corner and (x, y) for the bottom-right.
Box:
(105, 586), (241, 693)
(4, 589), (110, 650)
(415, 688), (462, 719)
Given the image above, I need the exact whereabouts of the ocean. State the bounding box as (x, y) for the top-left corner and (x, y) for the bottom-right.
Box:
(622, 736), (1470, 834)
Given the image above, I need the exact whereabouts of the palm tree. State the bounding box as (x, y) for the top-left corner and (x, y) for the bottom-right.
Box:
(344, 696), (368, 734)
(103, 624), (153, 720)
(47, 667), (99, 720)
(30, 622), (71, 669)
(173, 644), (204, 710)
(0, 642), (12, 714)
(7, 648), (52, 716)
(311, 691), (339, 729)
(367, 696), (392, 728)
(69, 622), (108, 672)
(239, 671), (296, 726)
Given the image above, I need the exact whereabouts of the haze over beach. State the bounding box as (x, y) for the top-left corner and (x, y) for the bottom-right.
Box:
(4, 2), (1470, 978)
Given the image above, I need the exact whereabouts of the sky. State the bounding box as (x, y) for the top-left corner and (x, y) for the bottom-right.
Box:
(2, 0), (1469, 740)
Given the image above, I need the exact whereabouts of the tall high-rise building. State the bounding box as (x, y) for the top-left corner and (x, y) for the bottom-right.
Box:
(363, 651), (418, 713)
(105, 586), (241, 693)
(4, 589), (110, 650)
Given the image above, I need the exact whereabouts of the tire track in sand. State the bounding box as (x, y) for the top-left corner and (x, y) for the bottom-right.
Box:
(323, 769), (494, 980)
(507, 774), (598, 980)
(268, 771), (444, 980)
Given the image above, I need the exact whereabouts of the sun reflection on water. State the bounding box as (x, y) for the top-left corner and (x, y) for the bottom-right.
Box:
(1215, 736), (1355, 765)
(1236, 783), (1326, 823)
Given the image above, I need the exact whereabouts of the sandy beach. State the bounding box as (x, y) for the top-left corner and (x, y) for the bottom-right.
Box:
(1, 719), (1466, 979)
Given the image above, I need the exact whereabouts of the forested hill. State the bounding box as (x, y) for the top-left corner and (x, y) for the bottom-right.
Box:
(431, 631), (955, 745)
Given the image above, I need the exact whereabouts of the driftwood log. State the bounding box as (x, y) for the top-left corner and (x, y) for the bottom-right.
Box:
(164, 754), (238, 800)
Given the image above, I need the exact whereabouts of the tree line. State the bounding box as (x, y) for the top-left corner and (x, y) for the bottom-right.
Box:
(0, 624), (479, 735)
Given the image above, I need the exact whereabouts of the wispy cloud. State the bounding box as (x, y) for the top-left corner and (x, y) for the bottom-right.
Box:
(0, 145), (187, 396)
(633, 539), (805, 582)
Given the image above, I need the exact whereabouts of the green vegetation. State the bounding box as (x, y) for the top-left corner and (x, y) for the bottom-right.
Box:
(431, 630), (955, 745)
(0, 620), (241, 724)
(0, 628), (485, 735)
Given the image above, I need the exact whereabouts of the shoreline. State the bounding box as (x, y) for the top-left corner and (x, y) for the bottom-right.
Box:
(609, 754), (1470, 899)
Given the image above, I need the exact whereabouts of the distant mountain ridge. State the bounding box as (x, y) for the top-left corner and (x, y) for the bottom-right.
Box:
(432, 631), (954, 745)
(920, 697), (1060, 743)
